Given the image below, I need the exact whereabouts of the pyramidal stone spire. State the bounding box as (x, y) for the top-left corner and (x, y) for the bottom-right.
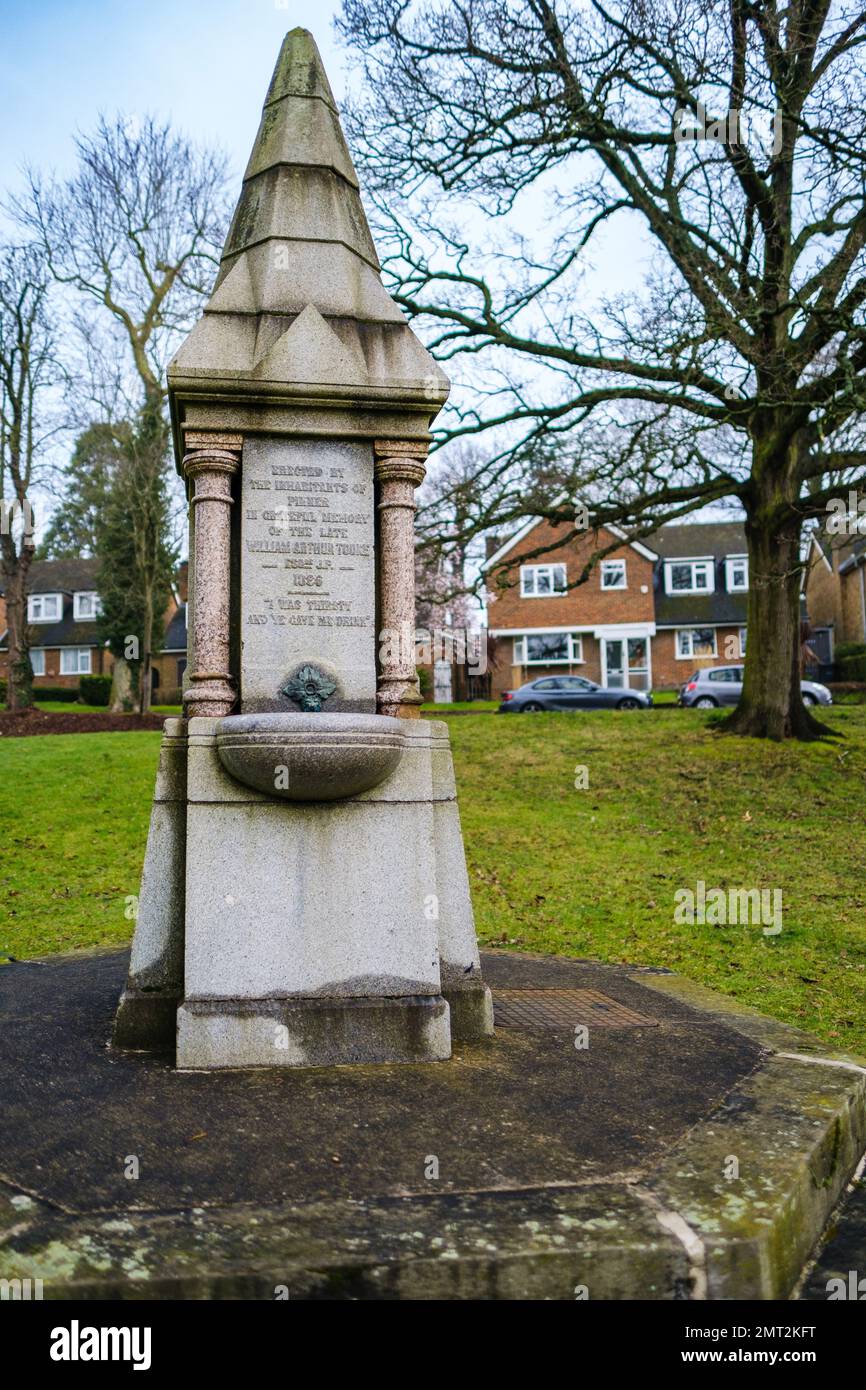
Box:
(169, 28), (448, 419)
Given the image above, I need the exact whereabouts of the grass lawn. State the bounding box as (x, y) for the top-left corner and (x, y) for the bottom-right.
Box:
(2, 707), (865, 1050)
(33, 702), (183, 715)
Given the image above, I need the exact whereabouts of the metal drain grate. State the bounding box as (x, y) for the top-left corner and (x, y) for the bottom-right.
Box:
(493, 988), (658, 1031)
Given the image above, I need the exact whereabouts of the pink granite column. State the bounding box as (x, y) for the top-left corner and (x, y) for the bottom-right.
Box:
(374, 442), (427, 719)
(182, 432), (241, 719)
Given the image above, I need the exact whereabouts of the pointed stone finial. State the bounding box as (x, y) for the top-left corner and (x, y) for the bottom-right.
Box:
(168, 28), (449, 442)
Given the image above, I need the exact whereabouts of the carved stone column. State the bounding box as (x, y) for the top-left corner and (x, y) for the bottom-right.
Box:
(374, 440), (427, 719)
(182, 432), (242, 719)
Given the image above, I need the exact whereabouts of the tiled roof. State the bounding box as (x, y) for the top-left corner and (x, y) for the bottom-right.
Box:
(0, 557), (100, 597)
(645, 521), (749, 627)
(654, 588), (749, 627)
(1, 559), (188, 655)
(162, 603), (187, 650)
(0, 613), (102, 652)
(645, 520), (747, 559)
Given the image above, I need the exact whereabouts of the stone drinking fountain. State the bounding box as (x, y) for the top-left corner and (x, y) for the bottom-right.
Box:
(113, 27), (493, 1068)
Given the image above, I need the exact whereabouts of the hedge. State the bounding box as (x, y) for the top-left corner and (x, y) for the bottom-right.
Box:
(835, 641), (866, 661)
(79, 674), (112, 706)
(0, 683), (74, 703)
(837, 653), (866, 682)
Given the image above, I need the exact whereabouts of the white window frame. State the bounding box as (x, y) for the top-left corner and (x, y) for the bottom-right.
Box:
(675, 628), (718, 659)
(600, 559), (627, 590)
(520, 563), (567, 598)
(664, 559), (715, 595)
(514, 632), (583, 665)
(725, 556), (749, 592)
(60, 647), (92, 675)
(73, 590), (101, 620)
(27, 593), (62, 623)
(30, 648), (46, 676)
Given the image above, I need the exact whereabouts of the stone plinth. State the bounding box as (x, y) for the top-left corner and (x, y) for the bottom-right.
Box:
(174, 717), (488, 1069)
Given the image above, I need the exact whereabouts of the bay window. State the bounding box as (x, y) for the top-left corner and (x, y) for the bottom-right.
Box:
(514, 632), (583, 664)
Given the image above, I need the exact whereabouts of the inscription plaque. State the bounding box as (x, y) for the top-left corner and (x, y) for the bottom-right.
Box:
(240, 436), (376, 712)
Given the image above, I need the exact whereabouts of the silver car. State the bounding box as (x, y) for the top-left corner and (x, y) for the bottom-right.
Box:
(679, 665), (833, 708)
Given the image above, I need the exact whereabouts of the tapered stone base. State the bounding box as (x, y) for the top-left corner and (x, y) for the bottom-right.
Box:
(115, 716), (493, 1066)
(112, 988), (180, 1051)
(176, 995), (451, 1069)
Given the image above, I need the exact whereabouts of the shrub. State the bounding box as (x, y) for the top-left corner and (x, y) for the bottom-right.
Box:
(837, 654), (866, 682)
(1, 684), (74, 703)
(79, 674), (112, 706)
(835, 641), (866, 661)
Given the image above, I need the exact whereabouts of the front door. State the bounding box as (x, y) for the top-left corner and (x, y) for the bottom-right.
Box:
(626, 637), (650, 691)
(603, 638), (625, 688)
(603, 636), (650, 690)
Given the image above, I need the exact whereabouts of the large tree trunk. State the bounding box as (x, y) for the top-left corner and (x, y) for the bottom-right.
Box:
(2, 551), (35, 711)
(722, 501), (831, 740)
(109, 655), (135, 712)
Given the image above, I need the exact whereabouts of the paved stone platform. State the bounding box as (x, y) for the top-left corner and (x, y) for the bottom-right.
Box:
(1, 948), (864, 1299)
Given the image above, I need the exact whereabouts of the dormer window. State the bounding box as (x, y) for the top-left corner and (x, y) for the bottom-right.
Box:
(725, 556), (748, 592)
(664, 559), (715, 595)
(74, 591), (101, 620)
(28, 593), (62, 623)
(520, 563), (567, 597)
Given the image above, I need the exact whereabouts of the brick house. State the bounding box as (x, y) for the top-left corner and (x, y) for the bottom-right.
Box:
(0, 559), (112, 688)
(0, 558), (188, 699)
(483, 518), (751, 696)
(803, 531), (866, 652)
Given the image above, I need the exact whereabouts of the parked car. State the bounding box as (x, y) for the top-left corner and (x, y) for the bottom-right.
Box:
(499, 676), (653, 712)
(678, 665), (833, 708)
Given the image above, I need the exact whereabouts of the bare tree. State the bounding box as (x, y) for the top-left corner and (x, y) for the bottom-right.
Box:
(0, 242), (58, 710)
(416, 442), (488, 622)
(339, 0), (866, 738)
(15, 115), (230, 711)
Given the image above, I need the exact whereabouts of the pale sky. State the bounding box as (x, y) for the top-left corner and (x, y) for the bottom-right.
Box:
(0, 0), (727, 549)
(0, 0), (346, 200)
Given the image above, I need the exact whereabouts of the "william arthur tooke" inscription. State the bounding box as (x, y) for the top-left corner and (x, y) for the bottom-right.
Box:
(240, 437), (376, 712)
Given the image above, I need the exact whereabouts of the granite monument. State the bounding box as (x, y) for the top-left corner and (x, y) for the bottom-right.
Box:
(113, 27), (493, 1068)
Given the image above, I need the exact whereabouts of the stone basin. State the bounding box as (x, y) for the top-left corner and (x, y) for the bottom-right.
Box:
(216, 713), (405, 802)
